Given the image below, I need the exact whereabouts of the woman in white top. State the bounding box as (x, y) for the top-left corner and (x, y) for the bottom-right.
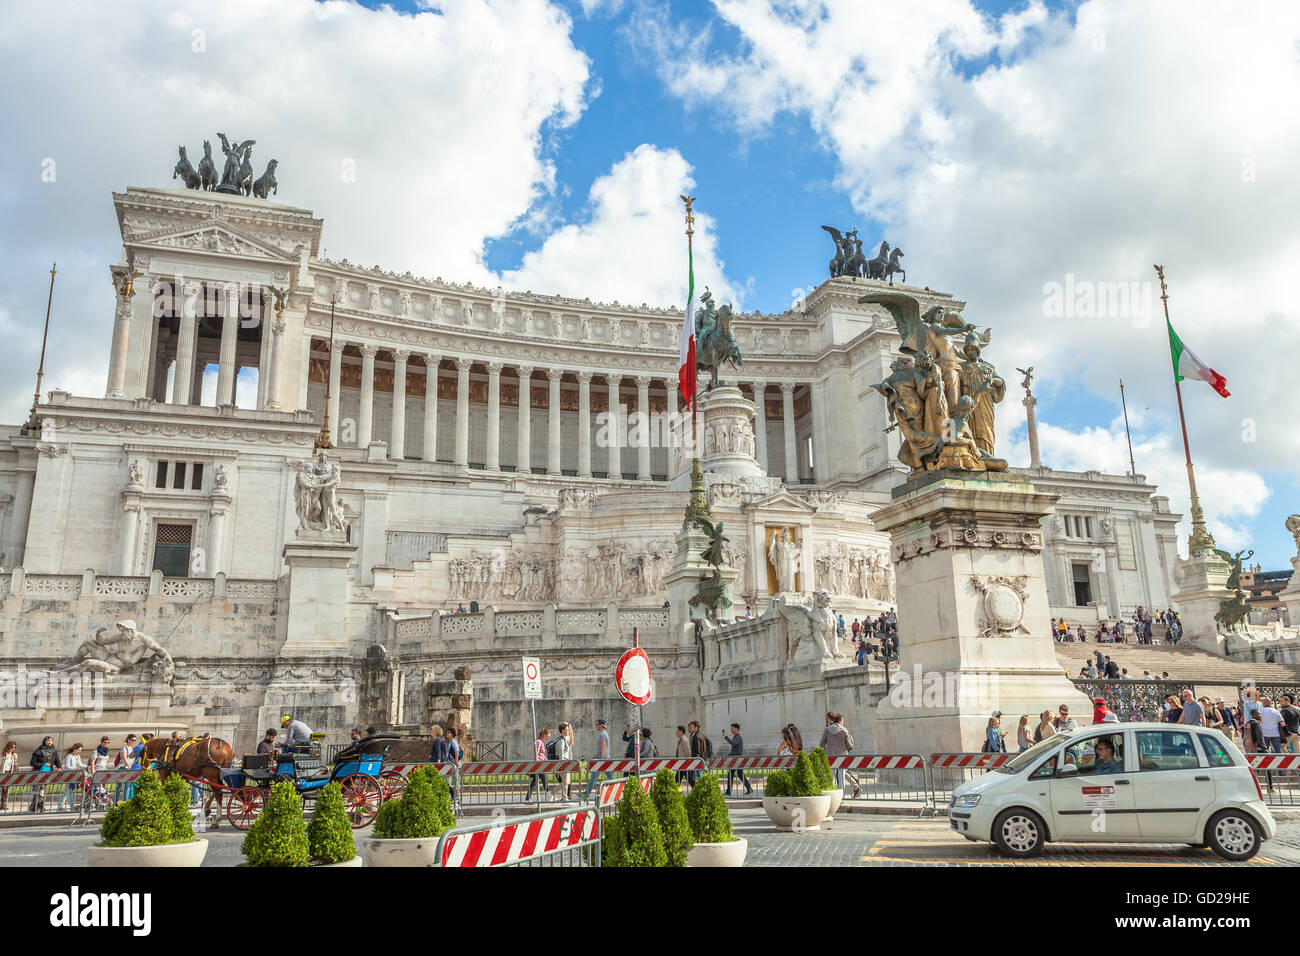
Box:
(0, 742), (17, 810)
(551, 721), (574, 800)
(58, 743), (86, 811)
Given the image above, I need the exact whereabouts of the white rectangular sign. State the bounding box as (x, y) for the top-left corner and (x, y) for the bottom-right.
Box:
(522, 656), (542, 700)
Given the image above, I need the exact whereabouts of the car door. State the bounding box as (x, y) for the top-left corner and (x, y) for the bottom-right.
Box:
(1131, 728), (1215, 840)
(1048, 730), (1140, 840)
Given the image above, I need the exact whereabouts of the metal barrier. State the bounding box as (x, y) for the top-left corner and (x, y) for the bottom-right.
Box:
(831, 754), (931, 811)
(927, 753), (1012, 807)
(434, 805), (602, 867)
(707, 755), (791, 795)
(595, 772), (654, 809)
(1247, 753), (1300, 806)
(0, 769), (91, 820)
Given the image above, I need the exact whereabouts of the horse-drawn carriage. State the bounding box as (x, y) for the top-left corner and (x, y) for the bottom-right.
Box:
(217, 733), (400, 830)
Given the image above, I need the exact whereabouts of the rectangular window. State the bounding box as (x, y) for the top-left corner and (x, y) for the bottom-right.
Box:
(191, 462), (204, 490)
(1135, 731), (1201, 771)
(1084, 517), (1093, 538)
(173, 462), (187, 489)
(1071, 563), (1093, 606)
(1197, 732), (1235, 767)
(152, 523), (192, 577)
(155, 460), (168, 488)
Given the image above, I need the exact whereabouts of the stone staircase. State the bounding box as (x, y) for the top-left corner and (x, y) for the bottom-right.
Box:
(1054, 640), (1300, 687)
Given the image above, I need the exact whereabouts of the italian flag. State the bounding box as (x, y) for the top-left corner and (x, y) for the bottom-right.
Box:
(1167, 319), (1230, 397)
(678, 241), (697, 409)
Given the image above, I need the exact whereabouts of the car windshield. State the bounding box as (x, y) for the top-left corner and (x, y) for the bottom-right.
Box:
(993, 729), (1076, 773)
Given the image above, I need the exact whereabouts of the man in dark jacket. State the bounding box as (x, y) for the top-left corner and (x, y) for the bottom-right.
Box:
(721, 723), (752, 796)
(29, 736), (61, 812)
(428, 724), (450, 763)
(687, 721), (705, 785)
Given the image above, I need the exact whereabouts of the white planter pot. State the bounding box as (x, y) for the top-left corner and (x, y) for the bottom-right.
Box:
(686, 837), (747, 867)
(823, 788), (844, 820)
(362, 836), (441, 867)
(314, 855), (364, 867)
(86, 838), (208, 868)
(762, 794), (831, 831)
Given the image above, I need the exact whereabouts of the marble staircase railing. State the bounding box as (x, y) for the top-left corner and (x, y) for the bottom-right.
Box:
(0, 568), (279, 604)
(387, 602), (670, 644)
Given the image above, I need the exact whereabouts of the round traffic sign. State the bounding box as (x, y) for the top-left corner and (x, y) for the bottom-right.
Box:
(525, 660), (539, 681)
(616, 647), (652, 706)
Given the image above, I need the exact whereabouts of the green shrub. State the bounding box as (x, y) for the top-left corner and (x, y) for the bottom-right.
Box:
(684, 772), (733, 843)
(601, 815), (627, 867)
(765, 769), (793, 798)
(373, 766), (455, 839)
(649, 770), (691, 867)
(98, 769), (185, 847)
(307, 782), (356, 864)
(790, 752), (821, 796)
(241, 781), (309, 867)
(809, 747), (834, 791)
(162, 773), (195, 843)
(605, 772), (666, 867)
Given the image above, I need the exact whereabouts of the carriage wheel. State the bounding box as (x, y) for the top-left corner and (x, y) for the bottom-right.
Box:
(340, 774), (383, 829)
(226, 787), (264, 831)
(379, 770), (407, 800)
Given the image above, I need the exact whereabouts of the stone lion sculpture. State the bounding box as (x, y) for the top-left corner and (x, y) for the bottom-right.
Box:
(775, 589), (843, 666)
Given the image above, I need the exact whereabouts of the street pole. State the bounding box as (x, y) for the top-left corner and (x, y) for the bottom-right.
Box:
(529, 698), (539, 813)
(1119, 379), (1136, 476)
(633, 626), (641, 776)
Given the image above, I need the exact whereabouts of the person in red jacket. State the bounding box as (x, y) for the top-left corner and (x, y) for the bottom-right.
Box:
(1092, 697), (1116, 725)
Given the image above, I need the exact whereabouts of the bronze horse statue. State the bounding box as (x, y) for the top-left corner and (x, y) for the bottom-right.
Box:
(885, 248), (905, 284)
(866, 241), (890, 279)
(143, 734), (235, 828)
(173, 147), (201, 189)
(198, 140), (218, 191)
(694, 288), (743, 390)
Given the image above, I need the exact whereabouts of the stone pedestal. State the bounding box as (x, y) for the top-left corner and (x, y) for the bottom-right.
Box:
(1278, 556), (1300, 630)
(670, 385), (762, 489)
(281, 533), (358, 657)
(870, 472), (1090, 755)
(1170, 551), (1232, 654)
(666, 525), (738, 644)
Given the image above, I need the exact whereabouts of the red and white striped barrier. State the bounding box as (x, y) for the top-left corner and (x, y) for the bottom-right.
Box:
(459, 761), (581, 776)
(597, 773), (654, 807)
(585, 758), (703, 774)
(0, 770), (88, 787)
(929, 753), (1013, 769)
(384, 763), (456, 778)
(437, 807), (600, 867)
(830, 754), (924, 770)
(91, 769), (142, 785)
(1248, 754), (1300, 770)
(709, 756), (795, 770)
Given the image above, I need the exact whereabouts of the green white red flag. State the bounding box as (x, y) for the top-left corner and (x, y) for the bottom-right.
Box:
(678, 240), (697, 409)
(1166, 318), (1229, 398)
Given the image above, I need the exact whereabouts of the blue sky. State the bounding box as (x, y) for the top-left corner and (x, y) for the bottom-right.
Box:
(0, 0), (1295, 568)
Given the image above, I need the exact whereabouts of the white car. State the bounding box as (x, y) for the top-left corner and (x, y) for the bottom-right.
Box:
(949, 722), (1276, 860)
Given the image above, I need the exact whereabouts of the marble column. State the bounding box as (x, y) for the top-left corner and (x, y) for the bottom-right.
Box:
(423, 354), (439, 462)
(391, 349), (409, 460)
(751, 382), (769, 473)
(577, 371), (593, 478)
(455, 358), (471, 467)
(105, 292), (135, 398)
(265, 313), (285, 410)
(170, 281), (200, 405)
(207, 505), (227, 577)
(606, 375), (621, 480)
(1024, 393), (1042, 468)
(635, 375), (652, 481)
(216, 285), (240, 406)
(547, 368), (562, 475)
(358, 344), (377, 448)
(485, 361), (502, 471)
(118, 500), (141, 575)
(516, 365), (532, 474)
(780, 382), (798, 483)
(327, 340), (343, 433)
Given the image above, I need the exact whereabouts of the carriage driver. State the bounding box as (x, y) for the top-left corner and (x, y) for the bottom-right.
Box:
(280, 714), (313, 753)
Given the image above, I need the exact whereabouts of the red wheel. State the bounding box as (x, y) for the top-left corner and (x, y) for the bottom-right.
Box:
(379, 770), (407, 800)
(226, 787), (264, 831)
(341, 774), (382, 829)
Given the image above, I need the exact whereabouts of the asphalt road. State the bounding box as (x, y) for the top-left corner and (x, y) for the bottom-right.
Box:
(6, 809), (1300, 866)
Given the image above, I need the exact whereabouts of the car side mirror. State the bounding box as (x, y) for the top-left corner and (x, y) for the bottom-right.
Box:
(1057, 762), (1078, 776)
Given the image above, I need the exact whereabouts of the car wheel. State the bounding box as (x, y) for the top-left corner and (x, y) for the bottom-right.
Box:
(1206, 810), (1261, 861)
(992, 809), (1046, 858)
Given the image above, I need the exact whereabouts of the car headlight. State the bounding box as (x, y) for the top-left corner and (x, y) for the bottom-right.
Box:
(952, 793), (981, 809)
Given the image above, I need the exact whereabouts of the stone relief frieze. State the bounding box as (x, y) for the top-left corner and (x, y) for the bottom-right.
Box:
(813, 541), (895, 601)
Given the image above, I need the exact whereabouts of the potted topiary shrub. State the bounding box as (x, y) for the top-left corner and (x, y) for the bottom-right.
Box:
(241, 780), (309, 867)
(307, 782), (362, 867)
(684, 771), (746, 867)
(809, 746), (843, 820)
(649, 769), (691, 867)
(762, 752), (831, 831)
(601, 773), (666, 867)
(87, 768), (208, 867)
(363, 765), (456, 867)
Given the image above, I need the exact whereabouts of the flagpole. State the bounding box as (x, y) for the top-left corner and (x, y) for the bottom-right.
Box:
(682, 196), (709, 526)
(314, 294), (336, 450)
(1118, 379), (1136, 476)
(22, 263), (57, 437)
(1155, 265), (1214, 553)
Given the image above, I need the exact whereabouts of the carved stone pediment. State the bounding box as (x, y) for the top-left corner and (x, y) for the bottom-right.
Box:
(743, 489), (817, 515)
(127, 221), (298, 263)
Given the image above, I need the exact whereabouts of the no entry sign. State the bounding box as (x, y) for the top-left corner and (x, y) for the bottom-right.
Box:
(522, 656), (542, 700)
(616, 647), (652, 706)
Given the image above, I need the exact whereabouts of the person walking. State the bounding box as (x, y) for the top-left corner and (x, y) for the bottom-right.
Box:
(58, 743), (86, 812)
(428, 725), (450, 764)
(1015, 715), (1034, 752)
(582, 719), (612, 798)
(29, 735), (62, 812)
(819, 712), (854, 789)
(1179, 690), (1206, 728)
(525, 729), (551, 801)
(0, 741), (17, 811)
(1034, 710), (1057, 744)
(721, 723), (752, 796)
(115, 734), (138, 802)
(1258, 697), (1284, 751)
(687, 720), (708, 786)
(777, 723), (804, 756)
(551, 722), (574, 799)
(984, 714), (1006, 754)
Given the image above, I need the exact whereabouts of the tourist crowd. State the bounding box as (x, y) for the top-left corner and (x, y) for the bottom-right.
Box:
(1051, 606), (1182, 644)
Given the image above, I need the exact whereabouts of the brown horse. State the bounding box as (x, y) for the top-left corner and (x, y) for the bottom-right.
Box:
(143, 735), (235, 828)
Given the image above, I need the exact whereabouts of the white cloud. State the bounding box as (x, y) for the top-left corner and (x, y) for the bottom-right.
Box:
(640, 0), (1300, 558)
(0, 0), (592, 420)
(501, 143), (741, 308)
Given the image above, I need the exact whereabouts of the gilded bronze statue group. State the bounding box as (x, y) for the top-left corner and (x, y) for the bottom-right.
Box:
(862, 291), (1008, 475)
(821, 226), (905, 283)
